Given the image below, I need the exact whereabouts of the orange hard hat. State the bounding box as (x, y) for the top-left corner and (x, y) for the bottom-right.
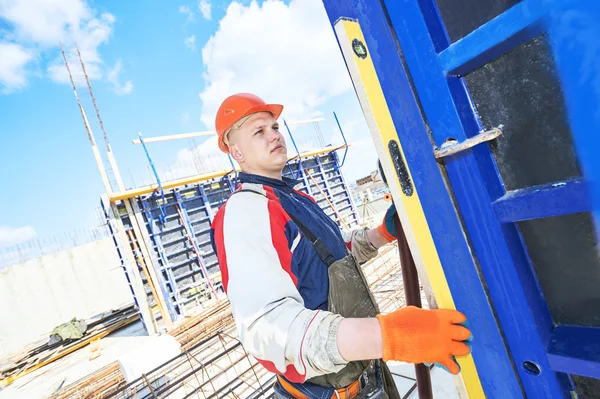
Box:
(215, 93), (284, 153)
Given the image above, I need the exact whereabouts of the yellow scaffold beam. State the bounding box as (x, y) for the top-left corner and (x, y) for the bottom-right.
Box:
(109, 145), (349, 202)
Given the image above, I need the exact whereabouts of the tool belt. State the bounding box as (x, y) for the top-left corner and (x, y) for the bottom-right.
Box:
(275, 361), (386, 399)
(276, 372), (367, 399)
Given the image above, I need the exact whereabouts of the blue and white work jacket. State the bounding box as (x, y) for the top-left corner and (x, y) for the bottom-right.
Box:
(210, 172), (377, 387)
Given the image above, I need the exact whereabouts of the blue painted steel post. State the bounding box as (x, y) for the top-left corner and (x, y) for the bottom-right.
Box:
(283, 118), (305, 181)
(333, 112), (349, 167)
(330, 151), (358, 228)
(227, 154), (239, 189)
(174, 190), (219, 301)
(382, 0), (569, 395)
(140, 198), (180, 320)
(139, 132), (167, 223)
(199, 185), (214, 222)
(548, 1), (600, 240)
(315, 155), (335, 204)
(320, 0), (527, 396)
(100, 196), (146, 328)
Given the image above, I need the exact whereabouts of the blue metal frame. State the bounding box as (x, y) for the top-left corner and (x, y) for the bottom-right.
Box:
(315, 155), (335, 205)
(382, 0), (573, 395)
(548, 1), (600, 240)
(140, 197), (180, 319)
(333, 112), (349, 167)
(100, 196), (148, 331)
(547, 326), (600, 379)
(283, 119), (304, 180)
(322, 2), (522, 397)
(492, 178), (592, 223)
(226, 154), (239, 188)
(437, 0), (546, 75)
(546, 1), (600, 380)
(138, 133), (168, 224)
(199, 185), (214, 222)
(381, 0), (600, 392)
(173, 190), (212, 286)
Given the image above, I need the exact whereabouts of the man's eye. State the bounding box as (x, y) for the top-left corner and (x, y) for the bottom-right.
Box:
(254, 129), (263, 135)
(273, 125), (280, 130)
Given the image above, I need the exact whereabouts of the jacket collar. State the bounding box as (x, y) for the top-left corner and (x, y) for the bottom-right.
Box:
(239, 172), (301, 194)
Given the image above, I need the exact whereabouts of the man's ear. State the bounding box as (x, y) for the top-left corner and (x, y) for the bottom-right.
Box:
(230, 145), (244, 163)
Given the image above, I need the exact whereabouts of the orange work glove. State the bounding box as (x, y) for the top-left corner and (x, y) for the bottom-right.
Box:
(376, 306), (472, 374)
(376, 203), (397, 242)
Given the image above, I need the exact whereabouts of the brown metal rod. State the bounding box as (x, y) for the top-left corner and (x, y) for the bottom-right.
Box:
(394, 214), (433, 399)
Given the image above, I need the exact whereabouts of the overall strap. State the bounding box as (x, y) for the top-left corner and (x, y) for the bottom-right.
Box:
(233, 189), (336, 267)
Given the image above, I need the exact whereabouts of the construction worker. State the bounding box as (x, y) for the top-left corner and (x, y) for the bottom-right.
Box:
(210, 93), (472, 399)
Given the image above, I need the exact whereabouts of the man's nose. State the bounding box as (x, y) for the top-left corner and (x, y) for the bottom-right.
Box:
(267, 128), (281, 142)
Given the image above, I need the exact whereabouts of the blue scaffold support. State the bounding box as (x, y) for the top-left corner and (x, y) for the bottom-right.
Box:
(548, 0), (600, 240)
(226, 154), (239, 189)
(138, 132), (167, 224)
(333, 112), (349, 168)
(99, 195), (147, 327)
(283, 118), (304, 180)
(174, 190), (219, 301)
(199, 185), (214, 221)
(141, 197), (181, 319)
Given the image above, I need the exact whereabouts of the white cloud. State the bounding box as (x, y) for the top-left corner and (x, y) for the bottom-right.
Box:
(199, 0), (353, 128)
(199, 0), (212, 20)
(185, 35), (197, 51)
(0, 42), (34, 93)
(46, 11), (115, 84)
(179, 5), (195, 22)
(0, 226), (37, 249)
(107, 59), (133, 95)
(327, 118), (379, 183)
(156, 135), (232, 183)
(0, 0), (125, 93)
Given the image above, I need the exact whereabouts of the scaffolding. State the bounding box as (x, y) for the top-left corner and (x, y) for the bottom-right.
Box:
(61, 45), (361, 334)
(100, 147), (360, 332)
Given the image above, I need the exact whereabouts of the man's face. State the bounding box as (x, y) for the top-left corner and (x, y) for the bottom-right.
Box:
(227, 112), (288, 178)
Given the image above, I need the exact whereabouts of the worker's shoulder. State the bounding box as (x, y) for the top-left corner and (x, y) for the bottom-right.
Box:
(221, 183), (280, 213)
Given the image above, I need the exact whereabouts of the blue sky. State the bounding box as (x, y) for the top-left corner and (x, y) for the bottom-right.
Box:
(0, 0), (378, 248)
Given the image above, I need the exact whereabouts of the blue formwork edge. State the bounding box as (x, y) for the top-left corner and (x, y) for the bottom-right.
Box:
(100, 195), (146, 329)
(320, 0), (523, 397)
(382, 0), (569, 396)
(140, 198), (180, 320)
(547, 0), (600, 240)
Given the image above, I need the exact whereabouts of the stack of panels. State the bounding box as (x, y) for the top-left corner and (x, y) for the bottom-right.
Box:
(114, 179), (232, 317)
(109, 151), (359, 322)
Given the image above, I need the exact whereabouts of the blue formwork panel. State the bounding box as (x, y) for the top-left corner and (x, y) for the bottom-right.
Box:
(107, 150), (359, 322)
(285, 151), (360, 229)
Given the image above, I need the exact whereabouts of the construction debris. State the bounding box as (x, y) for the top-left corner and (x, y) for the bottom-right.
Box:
(43, 242), (417, 399)
(48, 318), (88, 345)
(0, 304), (138, 387)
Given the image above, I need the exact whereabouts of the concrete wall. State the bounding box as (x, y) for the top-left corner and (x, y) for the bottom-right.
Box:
(0, 237), (133, 358)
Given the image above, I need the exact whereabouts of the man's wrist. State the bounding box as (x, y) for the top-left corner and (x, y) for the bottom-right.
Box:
(367, 227), (389, 249)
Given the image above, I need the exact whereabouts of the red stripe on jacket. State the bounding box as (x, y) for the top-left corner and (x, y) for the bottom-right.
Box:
(264, 186), (297, 287)
(211, 206), (230, 292)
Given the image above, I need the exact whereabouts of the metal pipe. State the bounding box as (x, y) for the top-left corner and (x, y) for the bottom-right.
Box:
(283, 118), (303, 179)
(393, 215), (433, 399)
(333, 112), (349, 167)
